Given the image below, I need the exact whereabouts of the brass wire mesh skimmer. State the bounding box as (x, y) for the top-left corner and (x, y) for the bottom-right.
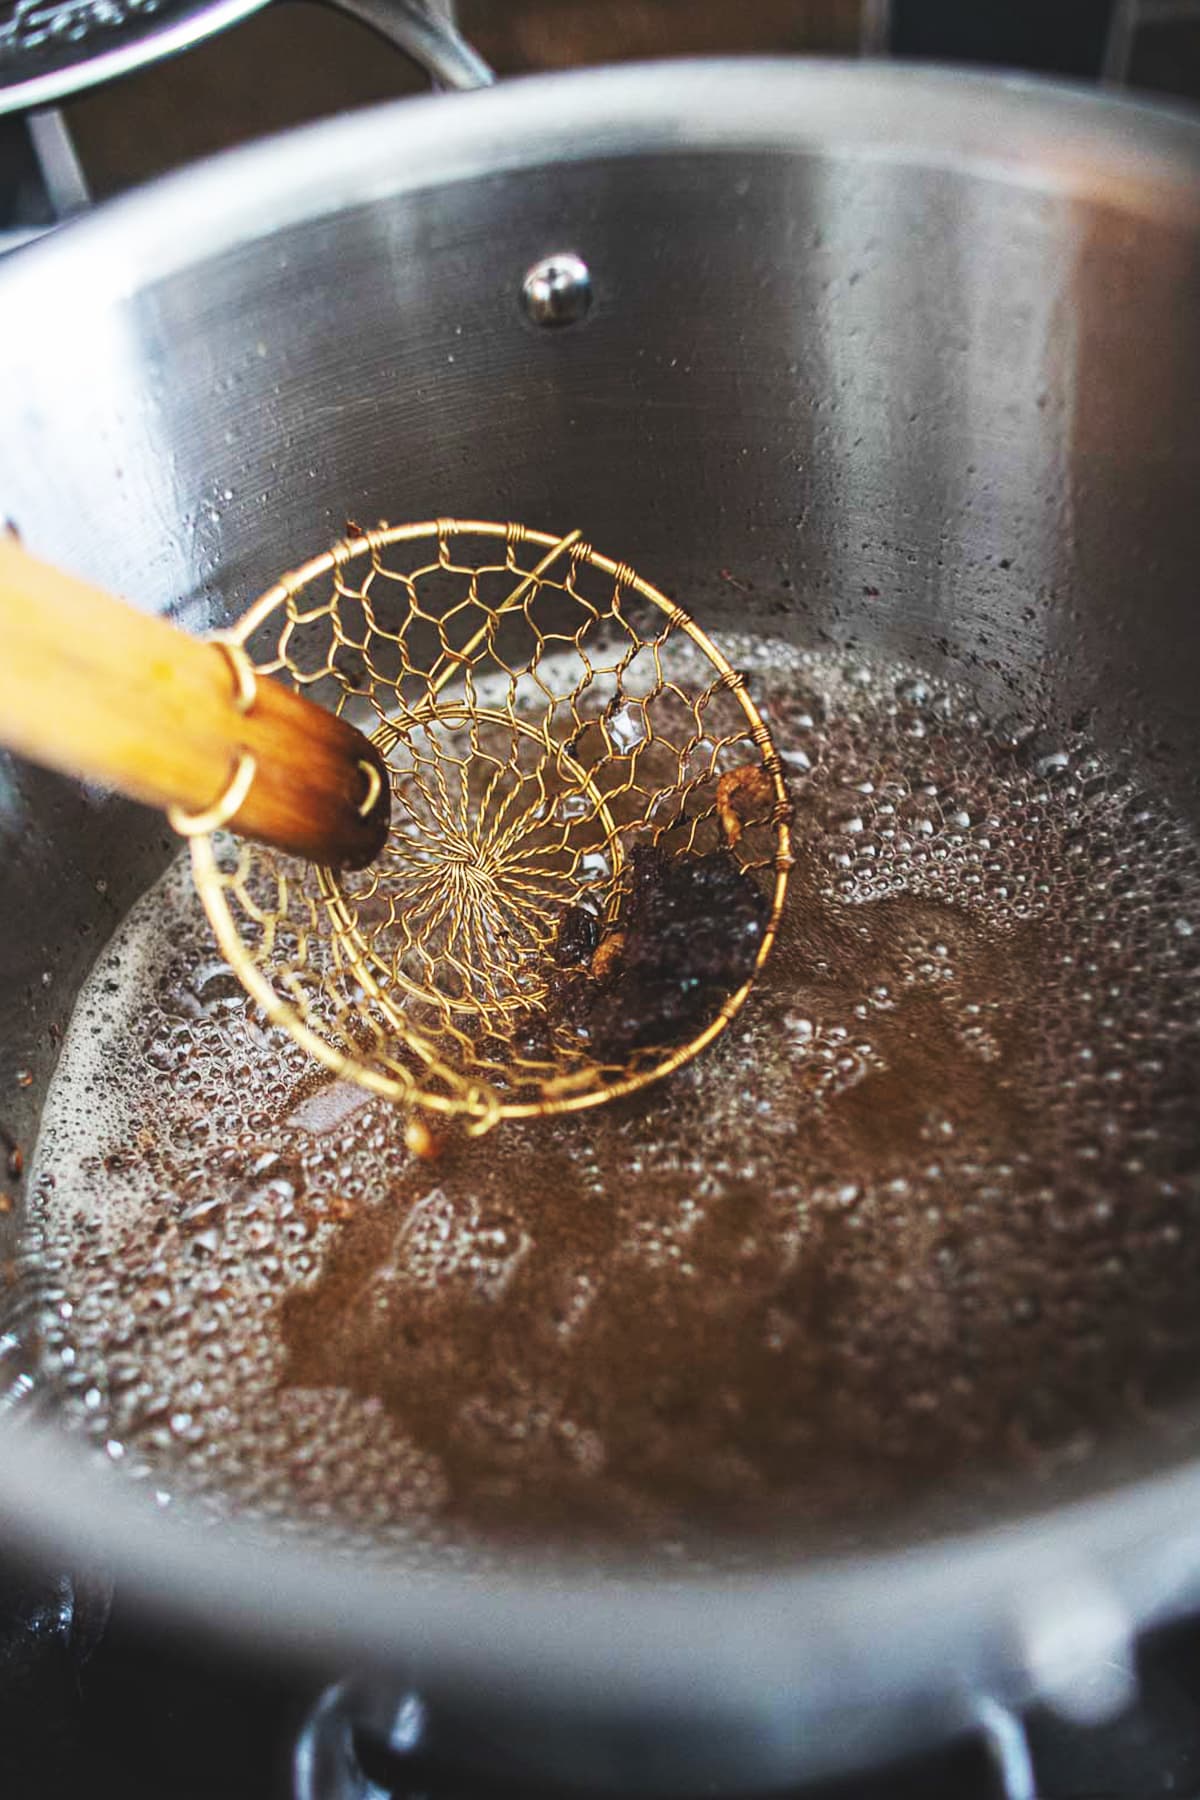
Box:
(189, 520), (793, 1132)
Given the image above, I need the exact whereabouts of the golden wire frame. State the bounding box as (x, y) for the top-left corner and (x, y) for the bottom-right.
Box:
(187, 520), (793, 1132)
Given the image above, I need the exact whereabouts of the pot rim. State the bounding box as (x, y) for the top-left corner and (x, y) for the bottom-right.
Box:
(2, 55), (1200, 1738)
(4, 56), (1200, 311)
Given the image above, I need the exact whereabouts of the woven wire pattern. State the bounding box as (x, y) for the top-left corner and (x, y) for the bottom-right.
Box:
(190, 521), (791, 1129)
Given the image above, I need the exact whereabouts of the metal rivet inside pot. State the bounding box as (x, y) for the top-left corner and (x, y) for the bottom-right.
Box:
(521, 254), (592, 327)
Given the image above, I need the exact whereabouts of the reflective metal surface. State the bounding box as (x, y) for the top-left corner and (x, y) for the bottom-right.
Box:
(521, 250), (594, 326)
(0, 60), (1198, 1791)
(0, 0), (271, 115)
(0, 0), (489, 116)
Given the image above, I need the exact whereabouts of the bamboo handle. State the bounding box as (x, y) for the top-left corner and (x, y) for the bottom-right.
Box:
(0, 538), (391, 870)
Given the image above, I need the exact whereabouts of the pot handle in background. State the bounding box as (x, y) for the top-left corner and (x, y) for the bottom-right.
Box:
(7, 1), (492, 258)
(316, 0), (493, 89)
(0, 107), (90, 254)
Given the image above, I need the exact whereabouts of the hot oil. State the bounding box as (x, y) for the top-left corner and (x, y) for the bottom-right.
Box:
(23, 638), (1200, 1562)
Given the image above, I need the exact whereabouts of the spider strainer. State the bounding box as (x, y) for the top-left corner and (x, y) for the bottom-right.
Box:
(189, 519), (793, 1133)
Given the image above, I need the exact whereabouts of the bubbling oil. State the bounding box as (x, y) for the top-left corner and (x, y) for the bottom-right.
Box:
(23, 638), (1200, 1562)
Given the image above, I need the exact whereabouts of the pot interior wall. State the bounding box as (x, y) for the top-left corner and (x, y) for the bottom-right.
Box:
(2, 148), (1199, 739)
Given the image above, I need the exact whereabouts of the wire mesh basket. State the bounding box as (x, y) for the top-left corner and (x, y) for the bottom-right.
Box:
(189, 519), (792, 1132)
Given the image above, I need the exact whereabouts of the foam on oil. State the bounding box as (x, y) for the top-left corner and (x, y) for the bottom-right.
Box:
(24, 637), (1200, 1561)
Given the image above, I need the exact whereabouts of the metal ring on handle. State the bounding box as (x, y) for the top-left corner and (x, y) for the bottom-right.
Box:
(210, 637), (258, 714)
(168, 751), (258, 838)
(166, 638), (261, 837)
(355, 756), (384, 818)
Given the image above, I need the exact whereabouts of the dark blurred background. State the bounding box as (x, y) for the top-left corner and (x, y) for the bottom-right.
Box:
(52, 0), (1200, 203)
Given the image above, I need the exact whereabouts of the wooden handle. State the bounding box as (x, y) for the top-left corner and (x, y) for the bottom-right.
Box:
(0, 538), (391, 870)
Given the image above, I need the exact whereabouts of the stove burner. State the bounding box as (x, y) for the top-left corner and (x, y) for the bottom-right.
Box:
(0, 1555), (109, 1797)
(283, 1644), (1200, 1800)
(0, 1590), (1195, 1800)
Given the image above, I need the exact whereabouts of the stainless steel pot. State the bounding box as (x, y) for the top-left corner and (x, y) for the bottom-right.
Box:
(0, 59), (1199, 1796)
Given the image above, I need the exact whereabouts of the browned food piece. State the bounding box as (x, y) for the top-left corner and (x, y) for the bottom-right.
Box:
(0, 1122), (22, 1181)
(716, 762), (775, 848)
(553, 904), (600, 968)
(589, 931), (626, 982)
(551, 844), (770, 1063)
(405, 1116), (444, 1162)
